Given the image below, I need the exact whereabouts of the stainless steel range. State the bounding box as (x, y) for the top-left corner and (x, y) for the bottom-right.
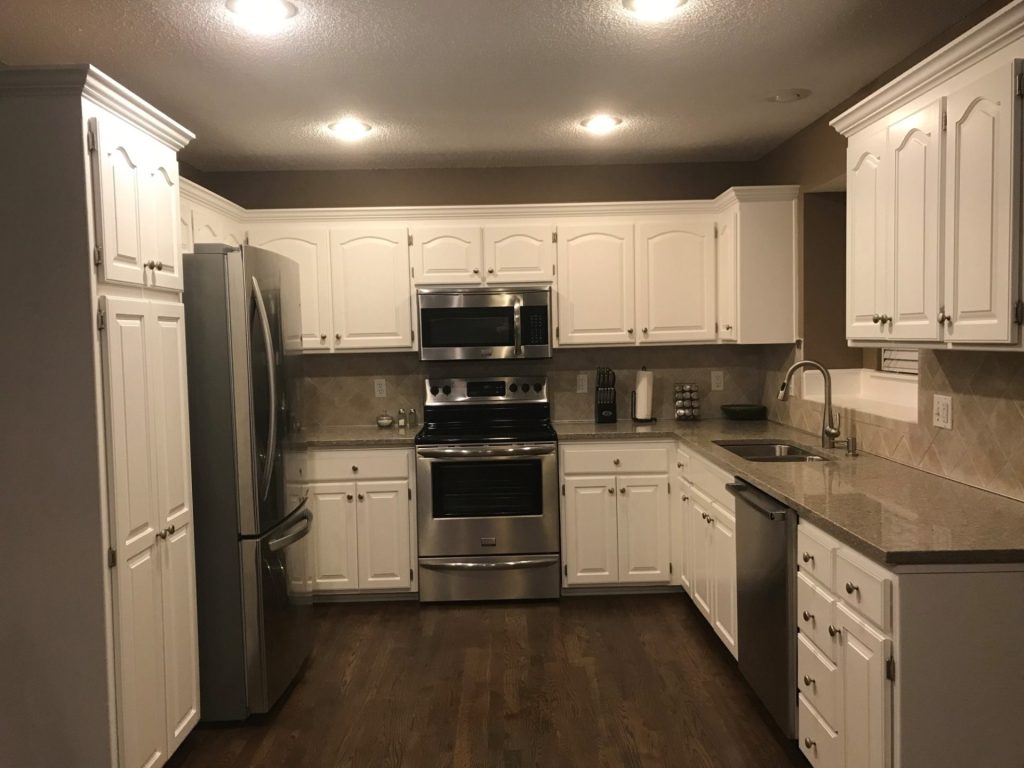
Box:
(415, 377), (560, 602)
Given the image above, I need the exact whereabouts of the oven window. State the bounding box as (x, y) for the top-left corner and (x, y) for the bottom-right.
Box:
(431, 460), (542, 518)
(420, 308), (514, 348)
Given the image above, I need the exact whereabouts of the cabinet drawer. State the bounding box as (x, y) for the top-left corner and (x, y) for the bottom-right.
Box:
(306, 449), (410, 481)
(835, 550), (891, 631)
(675, 447), (690, 477)
(797, 572), (838, 662)
(561, 444), (670, 475)
(797, 633), (839, 729)
(797, 526), (836, 591)
(798, 694), (841, 768)
(686, 453), (735, 512)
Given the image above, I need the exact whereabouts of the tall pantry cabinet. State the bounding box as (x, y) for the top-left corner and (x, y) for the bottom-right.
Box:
(0, 67), (198, 768)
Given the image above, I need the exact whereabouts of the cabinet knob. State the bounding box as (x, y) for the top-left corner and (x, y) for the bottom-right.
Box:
(155, 261), (164, 271)
(803, 675), (815, 687)
(642, 327), (648, 334)
(682, 495), (689, 502)
(723, 324), (733, 331)
(156, 529), (167, 540)
(608, 487), (614, 494)
(144, 260), (155, 270)
(828, 624), (841, 638)
(613, 458), (620, 465)
(620, 487), (626, 494)
(627, 328), (634, 334)
(938, 311), (952, 326)
(358, 493), (365, 501)
(880, 314), (892, 324)
(804, 737), (816, 750)
(352, 465), (359, 473)
(676, 461), (683, 469)
(320, 333), (327, 341)
(346, 494), (354, 501)
(487, 268), (494, 274)
(335, 333), (341, 341)
(845, 581), (860, 595)
(472, 268), (480, 274)
(802, 610), (814, 622)
(802, 552), (814, 564)
(872, 314), (882, 324)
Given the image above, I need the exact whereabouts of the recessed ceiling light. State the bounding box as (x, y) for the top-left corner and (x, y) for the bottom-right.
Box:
(226, 0), (297, 35)
(580, 114), (624, 135)
(622, 0), (686, 22)
(329, 117), (373, 141)
(766, 89), (812, 103)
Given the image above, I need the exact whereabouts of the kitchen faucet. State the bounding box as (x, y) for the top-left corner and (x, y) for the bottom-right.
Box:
(777, 359), (841, 449)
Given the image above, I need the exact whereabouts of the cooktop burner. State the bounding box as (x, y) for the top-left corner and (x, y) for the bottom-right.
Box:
(415, 377), (556, 446)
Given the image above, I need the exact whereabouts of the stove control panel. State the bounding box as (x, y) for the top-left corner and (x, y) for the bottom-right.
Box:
(425, 377), (548, 404)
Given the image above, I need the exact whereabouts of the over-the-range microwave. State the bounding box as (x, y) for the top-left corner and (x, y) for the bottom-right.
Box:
(416, 285), (553, 361)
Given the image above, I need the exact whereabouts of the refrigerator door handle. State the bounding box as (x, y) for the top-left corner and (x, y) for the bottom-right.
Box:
(268, 508), (312, 553)
(251, 275), (278, 501)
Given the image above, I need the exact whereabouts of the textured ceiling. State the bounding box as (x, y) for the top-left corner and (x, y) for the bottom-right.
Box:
(0, 0), (993, 170)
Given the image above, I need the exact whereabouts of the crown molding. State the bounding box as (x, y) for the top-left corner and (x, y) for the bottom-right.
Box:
(831, 0), (1024, 136)
(715, 185), (800, 207)
(180, 178), (248, 218)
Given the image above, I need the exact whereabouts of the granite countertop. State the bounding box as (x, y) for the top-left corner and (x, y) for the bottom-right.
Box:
(555, 419), (1024, 566)
(292, 425), (417, 448)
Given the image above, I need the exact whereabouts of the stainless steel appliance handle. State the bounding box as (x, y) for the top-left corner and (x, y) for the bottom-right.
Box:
(420, 556), (559, 572)
(268, 508), (312, 553)
(726, 481), (788, 521)
(252, 275), (278, 501)
(417, 444), (557, 459)
(513, 296), (523, 357)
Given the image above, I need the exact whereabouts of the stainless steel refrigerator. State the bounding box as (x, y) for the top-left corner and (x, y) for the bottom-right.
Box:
(183, 243), (312, 721)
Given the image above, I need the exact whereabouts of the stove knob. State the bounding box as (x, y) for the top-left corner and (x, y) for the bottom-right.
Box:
(534, 383), (543, 393)
(509, 383), (518, 393)
(520, 382), (529, 392)
(442, 385), (452, 396)
(430, 386), (439, 396)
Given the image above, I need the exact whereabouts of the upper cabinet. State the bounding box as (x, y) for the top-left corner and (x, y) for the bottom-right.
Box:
(411, 226), (482, 284)
(833, 19), (1024, 349)
(411, 224), (555, 285)
(484, 224), (556, 283)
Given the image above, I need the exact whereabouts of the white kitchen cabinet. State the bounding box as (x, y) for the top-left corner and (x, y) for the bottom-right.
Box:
(616, 475), (671, 583)
(329, 227), (414, 350)
(248, 225), (332, 351)
(636, 218), (717, 343)
(688, 489), (714, 622)
(709, 501), (738, 654)
(837, 603), (891, 768)
(356, 480), (413, 590)
(715, 207), (738, 341)
(483, 224), (555, 283)
(143, 149), (185, 292)
(556, 223), (636, 345)
(191, 199), (245, 248)
(846, 128), (889, 341)
(411, 225), (483, 284)
(310, 483), (360, 592)
(943, 60), (1023, 345)
(563, 476), (620, 585)
(672, 448), (693, 593)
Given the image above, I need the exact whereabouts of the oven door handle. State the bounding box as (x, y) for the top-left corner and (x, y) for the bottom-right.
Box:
(420, 556), (559, 572)
(513, 295), (523, 357)
(416, 444), (557, 459)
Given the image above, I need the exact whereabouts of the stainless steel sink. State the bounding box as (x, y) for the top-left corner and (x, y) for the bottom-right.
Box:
(713, 439), (829, 462)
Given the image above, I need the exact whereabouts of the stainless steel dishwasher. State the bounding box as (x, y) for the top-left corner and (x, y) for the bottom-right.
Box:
(727, 479), (796, 739)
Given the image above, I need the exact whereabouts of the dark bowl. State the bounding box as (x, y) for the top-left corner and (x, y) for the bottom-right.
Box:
(720, 404), (768, 421)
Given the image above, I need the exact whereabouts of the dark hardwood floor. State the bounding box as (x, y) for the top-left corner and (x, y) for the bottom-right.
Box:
(169, 595), (807, 768)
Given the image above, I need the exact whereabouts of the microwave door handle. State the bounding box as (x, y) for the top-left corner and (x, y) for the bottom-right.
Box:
(513, 296), (523, 356)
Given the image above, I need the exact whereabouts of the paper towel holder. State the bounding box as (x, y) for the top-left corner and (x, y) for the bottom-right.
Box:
(631, 366), (657, 424)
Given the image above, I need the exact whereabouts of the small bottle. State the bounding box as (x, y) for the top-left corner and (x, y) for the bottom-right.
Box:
(408, 407), (417, 428)
(397, 408), (407, 428)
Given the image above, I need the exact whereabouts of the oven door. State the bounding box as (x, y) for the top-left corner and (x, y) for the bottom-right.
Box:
(417, 287), (551, 360)
(416, 443), (559, 556)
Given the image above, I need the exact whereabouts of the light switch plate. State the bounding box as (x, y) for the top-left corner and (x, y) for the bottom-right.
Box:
(932, 394), (953, 430)
(374, 378), (387, 399)
(576, 373), (588, 394)
(710, 371), (724, 391)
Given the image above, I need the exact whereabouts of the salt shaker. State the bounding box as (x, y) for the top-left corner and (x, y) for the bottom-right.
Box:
(397, 408), (407, 428)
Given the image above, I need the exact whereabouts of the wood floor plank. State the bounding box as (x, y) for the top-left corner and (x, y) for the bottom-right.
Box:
(168, 595), (807, 768)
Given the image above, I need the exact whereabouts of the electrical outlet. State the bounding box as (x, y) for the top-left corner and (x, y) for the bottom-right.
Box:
(932, 394), (953, 430)
(710, 371), (725, 391)
(374, 378), (387, 399)
(576, 373), (588, 394)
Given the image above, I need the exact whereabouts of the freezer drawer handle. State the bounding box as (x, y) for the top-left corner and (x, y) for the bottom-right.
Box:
(268, 508), (313, 553)
(420, 556), (559, 572)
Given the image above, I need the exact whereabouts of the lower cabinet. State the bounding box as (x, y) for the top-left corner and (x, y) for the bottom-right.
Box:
(301, 450), (417, 595)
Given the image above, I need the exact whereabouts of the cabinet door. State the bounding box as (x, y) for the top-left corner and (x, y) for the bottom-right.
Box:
(356, 480), (413, 590)
(715, 208), (738, 341)
(92, 117), (147, 287)
(556, 224), (635, 345)
(563, 475), (619, 585)
(191, 203), (244, 248)
(710, 503), (738, 658)
(249, 226), (332, 351)
(887, 99), (944, 341)
(636, 218), (717, 343)
(100, 296), (167, 768)
(483, 224), (555, 283)
(847, 129), (889, 340)
(616, 475), (671, 584)
(944, 60), (1023, 344)
(143, 148), (184, 292)
(689, 490), (714, 621)
(147, 301), (199, 749)
(837, 603), (892, 768)
(310, 483), (359, 591)
(672, 479), (693, 593)
(329, 228), (413, 349)
(179, 201), (193, 256)
(411, 226), (483, 284)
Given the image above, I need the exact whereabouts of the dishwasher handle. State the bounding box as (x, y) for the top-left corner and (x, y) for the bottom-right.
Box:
(726, 481), (789, 522)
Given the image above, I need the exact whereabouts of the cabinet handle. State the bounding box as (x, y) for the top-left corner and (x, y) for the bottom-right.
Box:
(804, 737), (816, 750)
(676, 461), (683, 468)
(642, 327), (649, 334)
(144, 260), (156, 271)
(155, 261), (164, 271)
(487, 268), (494, 274)
(872, 313), (882, 324)
(828, 624), (841, 638)
(700, 511), (708, 521)
(335, 333), (341, 341)
(706, 516), (714, 525)
(627, 328), (634, 334)
(352, 465), (359, 473)
(620, 487), (626, 494)
(320, 333), (327, 341)
(156, 529), (168, 540)
(938, 311), (952, 326)
(802, 552), (814, 564)
(723, 324), (733, 331)
(613, 458), (621, 465)
(845, 581), (860, 595)
(880, 314), (892, 324)
(803, 675), (815, 687)
(472, 268), (480, 274)
(682, 495), (689, 502)
(346, 494), (354, 501)
(802, 610), (814, 622)
(608, 487), (614, 494)
(358, 493), (365, 501)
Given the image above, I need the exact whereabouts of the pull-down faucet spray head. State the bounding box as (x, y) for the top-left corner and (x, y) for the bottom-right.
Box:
(777, 381), (789, 401)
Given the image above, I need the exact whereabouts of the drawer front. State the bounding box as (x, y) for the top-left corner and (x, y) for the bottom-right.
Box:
(798, 694), (841, 768)
(686, 454), (735, 512)
(675, 447), (690, 477)
(797, 633), (839, 728)
(797, 572), (838, 662)
(797, 526), (835, 591)
(835, 550), (891, 631)
(561, 444), (670, 475)
(306, 449), (410, 481)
